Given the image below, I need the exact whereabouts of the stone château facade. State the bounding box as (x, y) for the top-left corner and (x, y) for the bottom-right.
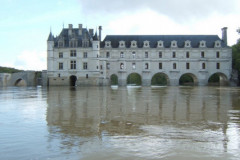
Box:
(47, 24), (232, 86)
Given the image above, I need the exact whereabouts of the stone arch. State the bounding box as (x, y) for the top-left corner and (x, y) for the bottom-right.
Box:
(208, 72), (228, 86)
(127, 73), (142, 85)
(69, 75), (77, 86)
(14, 78), (27, 86)
(110, 74), (118, 85)
(151, 72), (170, 86)
(179, 73), (198, 86)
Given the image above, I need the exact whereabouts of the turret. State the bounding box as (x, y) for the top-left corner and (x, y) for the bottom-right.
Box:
(47, 31), (54, 72)
(92, 32), (100, 57)
(47, 32), (54, 50)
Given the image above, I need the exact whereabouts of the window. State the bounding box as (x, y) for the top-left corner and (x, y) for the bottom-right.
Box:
(83, 52), (87, 58)
(132, 63), (136, 70)
(132, 52), (136, 58)
(120, 63), (124, 69)
(86, 74), (88, 78)
(59, 52), (63, 58)
(202, 63), (206, 69)
(173, 63), (177, 69)
(159, 63), (162, 69)
(58, 41), (64, 47)
(70, 50), (76, 57)
(145, 52), (148, 58)
(70, 60), (76, 69)
(106, 52), (110, 58)
(216, 51), (220, 58)
(120, 52), (124, 58)
(216, 63), (220, 69)
(186, 63), (190, 69)
(106, 63), (110, 69)
(172, 52), (176, 58)
(186, 52), (189, 58)
(159, 52), (162, 58)
(59, 63), (63, 70)
(145, 63), (149, 69)
(201, 51), (205, 58)
(83, 62), (88, 70)
(100, 65), (103, 70)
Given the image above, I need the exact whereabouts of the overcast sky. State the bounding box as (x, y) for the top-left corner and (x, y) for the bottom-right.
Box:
(0, 0), (239, 70)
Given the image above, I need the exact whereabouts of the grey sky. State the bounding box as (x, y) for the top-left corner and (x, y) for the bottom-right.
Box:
(80, 0), (238, 22)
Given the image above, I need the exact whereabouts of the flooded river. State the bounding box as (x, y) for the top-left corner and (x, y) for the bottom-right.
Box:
(0, 86), (239, 160)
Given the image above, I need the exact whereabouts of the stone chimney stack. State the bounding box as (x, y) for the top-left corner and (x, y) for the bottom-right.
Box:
(68, 24), (73, 36)
(98, 26), (102, 41)
(222, 27), (228, 46)
(89, 29), (94, 37)
(78, 24), (82, 35)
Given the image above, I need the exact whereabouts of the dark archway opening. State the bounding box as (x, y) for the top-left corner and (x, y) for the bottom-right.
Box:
(127, 73), (142, 85)
(70, 75), (77, 86)
(179, 74), (197, 86)
(15, 79), (27, 86)
(110, 74), (118, 85)
(151, 73), (169, 86)
(208, 73), (228, 86)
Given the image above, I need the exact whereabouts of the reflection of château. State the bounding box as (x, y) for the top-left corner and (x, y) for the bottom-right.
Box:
(46, 87), (232, 136)
(47, 24), (232, 86)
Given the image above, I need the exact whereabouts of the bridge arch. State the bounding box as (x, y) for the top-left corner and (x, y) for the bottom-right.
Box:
(179, 73), (198, 86)
(151, 72), (169, 86)
(208, 72), (228, 86)
(14, 78), (27, 86)
(110, 74), (118, 85)
(69, 75), (77, 86)
(127, 73), (142, 85)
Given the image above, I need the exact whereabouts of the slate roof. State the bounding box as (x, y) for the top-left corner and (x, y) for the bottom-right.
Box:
(101, 35), (226, 48)
(50, 28), (93, 47)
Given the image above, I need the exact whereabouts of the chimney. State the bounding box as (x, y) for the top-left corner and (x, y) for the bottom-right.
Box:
(68, 24), (73, 35)
(78, 24), (82, 35)
(98, 26), (102, 41)
(89, 29), (94, 36)
(222, 27), (228, 46)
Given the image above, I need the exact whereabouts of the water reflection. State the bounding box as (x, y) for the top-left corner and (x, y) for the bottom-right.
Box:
(45, 86), (240, 159)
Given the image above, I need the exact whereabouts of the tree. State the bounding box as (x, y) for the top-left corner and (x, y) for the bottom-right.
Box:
(232, 28), (240, 72)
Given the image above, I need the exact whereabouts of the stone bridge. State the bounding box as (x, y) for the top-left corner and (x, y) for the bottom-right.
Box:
(0, 71), (38, 87)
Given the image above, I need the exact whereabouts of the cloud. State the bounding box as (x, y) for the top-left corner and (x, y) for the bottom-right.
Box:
(79, 0), (239, 22)
(14, 50), (46, 71)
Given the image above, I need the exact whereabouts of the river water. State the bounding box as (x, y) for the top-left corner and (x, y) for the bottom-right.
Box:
(0, 86), (239, 160)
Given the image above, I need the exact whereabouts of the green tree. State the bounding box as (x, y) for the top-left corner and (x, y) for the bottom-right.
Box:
(127, 73), (141, 85)
(0, 66), (23, 73)
(151, 73), (167, 86)
(231, 28), (240, 85)
(110, 74), (118, 85)
(179, 74), (194, 85)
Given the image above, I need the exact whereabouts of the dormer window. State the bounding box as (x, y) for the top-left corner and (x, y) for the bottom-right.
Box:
(58, 41), (64, 48)
(105, 41), (111, 48)
(214, 40), (221, 48)
(119, 41), (125, 48)
(171, 41), (177, 48)
(157, 41), (164, 48)
(185, 41), (191, 48)
(200, 41), (206, 47)
(131, 41), (137, 48)
(143, 41), (149, 48)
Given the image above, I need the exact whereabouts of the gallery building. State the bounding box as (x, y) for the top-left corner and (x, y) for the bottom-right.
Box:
(47, 24), (232, 86)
